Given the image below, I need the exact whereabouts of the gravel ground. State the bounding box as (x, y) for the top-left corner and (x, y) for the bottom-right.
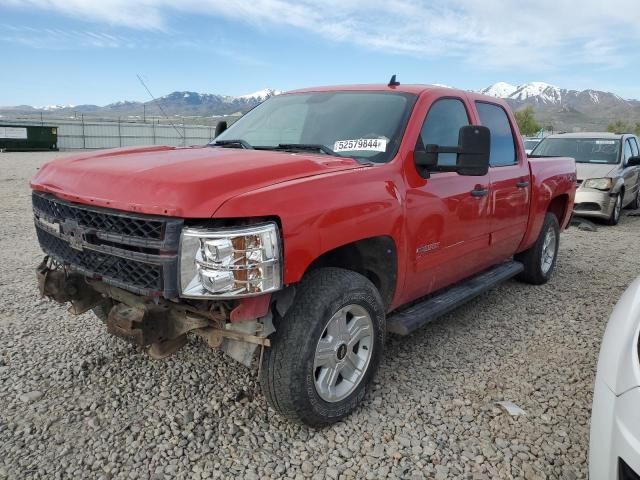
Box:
(1, 151), (639, 480)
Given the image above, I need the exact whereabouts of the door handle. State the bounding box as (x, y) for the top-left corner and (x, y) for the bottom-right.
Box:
(516, 180), (529, 188)
(470, 186), (489, 197)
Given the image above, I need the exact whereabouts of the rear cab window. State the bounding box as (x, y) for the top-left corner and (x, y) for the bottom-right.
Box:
(475, 102), (517, 167)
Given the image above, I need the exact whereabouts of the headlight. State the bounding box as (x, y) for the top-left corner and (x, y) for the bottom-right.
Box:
(583, 177), (613, 191)
(180, 222), (281, 298)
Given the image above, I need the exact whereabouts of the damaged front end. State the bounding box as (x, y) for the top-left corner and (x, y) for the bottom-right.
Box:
(37, 256), (278, 366)
(31, 190), (293, 367)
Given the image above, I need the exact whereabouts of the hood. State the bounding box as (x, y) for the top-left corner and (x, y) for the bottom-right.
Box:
(576, 162), (619, 181)
(31, 145), (362, 217)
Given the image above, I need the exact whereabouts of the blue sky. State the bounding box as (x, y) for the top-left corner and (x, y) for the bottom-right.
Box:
(2, 0), (640, 106)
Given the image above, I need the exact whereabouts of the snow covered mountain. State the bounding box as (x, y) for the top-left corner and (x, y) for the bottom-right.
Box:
(479, 82), (518, 98)
(237, 88), (282, 101)
(478, 81), (640, 131)
(479, 81), (630, 108)
(33, 104), (77, 111)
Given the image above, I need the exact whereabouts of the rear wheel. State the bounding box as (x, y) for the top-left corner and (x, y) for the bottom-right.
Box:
(606, 193), (622, 225)
(260, 268), (385, 426)
(515, 213), (560, 285)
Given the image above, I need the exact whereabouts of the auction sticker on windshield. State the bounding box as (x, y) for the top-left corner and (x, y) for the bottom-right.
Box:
(334, 138), (387, 152)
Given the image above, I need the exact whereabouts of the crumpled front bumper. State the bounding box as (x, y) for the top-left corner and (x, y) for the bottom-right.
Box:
(573, 188), (616, 220)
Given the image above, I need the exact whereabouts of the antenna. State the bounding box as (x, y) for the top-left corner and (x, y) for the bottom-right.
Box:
(388, 74), (400, 87)
(136, 74), (184, 139)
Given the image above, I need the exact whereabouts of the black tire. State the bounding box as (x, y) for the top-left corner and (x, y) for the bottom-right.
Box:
(260, 268), (385, 427)
(91, 299), (113, 323)
(515, 213), (560, 285)
(606, 193), (622, 225)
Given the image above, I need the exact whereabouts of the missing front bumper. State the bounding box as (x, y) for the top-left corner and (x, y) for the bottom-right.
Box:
(36, 257), (271, 363)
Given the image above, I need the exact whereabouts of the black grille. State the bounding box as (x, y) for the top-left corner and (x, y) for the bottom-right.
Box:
(32, 192), (181, 297)
(33, 192), (165, 240)
(37, 228), (162, 293)
(574, 202), (601, 212)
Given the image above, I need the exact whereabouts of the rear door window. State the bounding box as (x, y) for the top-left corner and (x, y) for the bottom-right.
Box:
(475, 102), (517, 167)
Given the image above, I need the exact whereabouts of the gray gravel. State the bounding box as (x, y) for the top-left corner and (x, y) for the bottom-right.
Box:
(1, 151), (639, 479)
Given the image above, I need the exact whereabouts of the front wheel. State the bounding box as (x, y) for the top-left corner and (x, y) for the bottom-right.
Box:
(606, 193), (622, 225)
(260, 268), (385, 426)
(515, 213), (560, 285)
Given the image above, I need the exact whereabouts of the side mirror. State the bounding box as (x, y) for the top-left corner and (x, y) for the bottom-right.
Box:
(628, 155), (640, 167)
(457, 125), (491, 176)
(413, 125), (491, 177)
(214, 121), (228, 138)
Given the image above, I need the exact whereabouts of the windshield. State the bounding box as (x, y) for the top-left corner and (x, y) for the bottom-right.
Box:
(531, 137), (621, 164)
(523, 139), (540, 150)
(212, 91), (417, 163)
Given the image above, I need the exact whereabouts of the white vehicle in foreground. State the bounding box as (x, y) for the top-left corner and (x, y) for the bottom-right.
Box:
(590, 276), (640, 479)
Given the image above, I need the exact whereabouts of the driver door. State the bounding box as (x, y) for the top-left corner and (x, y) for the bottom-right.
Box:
(402, 97), (492, 304)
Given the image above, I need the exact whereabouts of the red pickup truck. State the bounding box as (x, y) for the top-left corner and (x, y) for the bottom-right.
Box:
(32, 82), (576, 426)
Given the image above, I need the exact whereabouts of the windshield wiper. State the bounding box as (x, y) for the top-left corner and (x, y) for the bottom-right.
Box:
(212, 139), (253, 149)
(276, 143), (336, 155)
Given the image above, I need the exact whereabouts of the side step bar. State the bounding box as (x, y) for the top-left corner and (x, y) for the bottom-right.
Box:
(386, 261), (524, 336)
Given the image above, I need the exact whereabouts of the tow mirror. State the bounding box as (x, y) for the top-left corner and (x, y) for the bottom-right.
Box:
(628, 155), (640, 167)
(413, 125), (491, 178)
(457, 125), (491, 176)
(214, 121), (228, 138)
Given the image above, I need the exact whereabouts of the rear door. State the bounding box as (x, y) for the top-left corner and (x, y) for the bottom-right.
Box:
(402, 97), (492, 303)
(623, 137), (640, 205)
(474, 102), (530, 262)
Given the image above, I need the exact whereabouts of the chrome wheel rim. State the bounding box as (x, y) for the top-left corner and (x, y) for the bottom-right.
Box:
(313, 304), (374, 403)
(541, 228), (557, 274)
(614, 195), (621, 221)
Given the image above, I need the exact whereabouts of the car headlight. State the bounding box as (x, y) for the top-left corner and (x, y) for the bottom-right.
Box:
(583, 177), (613, 191)
(180, 222), (281, 298)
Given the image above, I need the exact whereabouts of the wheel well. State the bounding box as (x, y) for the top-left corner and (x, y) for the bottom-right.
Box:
(304, 236), (397, 309)
(547, 194), (569, 225)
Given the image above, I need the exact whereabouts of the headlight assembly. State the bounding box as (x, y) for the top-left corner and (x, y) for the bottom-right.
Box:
(583, 177), (613, 191)
(180, 222), (281, 298)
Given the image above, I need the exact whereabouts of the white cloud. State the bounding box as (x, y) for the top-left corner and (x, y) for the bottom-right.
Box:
(5, 0), (640, 70)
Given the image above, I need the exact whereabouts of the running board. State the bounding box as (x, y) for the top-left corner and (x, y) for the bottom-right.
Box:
(386, 261), (524, 336)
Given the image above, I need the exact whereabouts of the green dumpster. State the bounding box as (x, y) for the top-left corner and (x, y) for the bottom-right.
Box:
(0, 124), (58, 151)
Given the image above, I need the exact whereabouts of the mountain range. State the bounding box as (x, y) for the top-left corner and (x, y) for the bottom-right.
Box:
(0, 88), (282, 119)
(478, 82), (640, 131)
(2, 83), (639, 131)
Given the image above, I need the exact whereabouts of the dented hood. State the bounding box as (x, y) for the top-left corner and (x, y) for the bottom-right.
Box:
(30, 145), (362, 217)
(575, 162), (619, 181)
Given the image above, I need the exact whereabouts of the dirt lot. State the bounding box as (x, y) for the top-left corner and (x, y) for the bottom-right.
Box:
(1, 151), (638, 479)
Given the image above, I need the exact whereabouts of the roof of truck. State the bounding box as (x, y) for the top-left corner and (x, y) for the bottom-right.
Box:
(286, 84), (481, 97)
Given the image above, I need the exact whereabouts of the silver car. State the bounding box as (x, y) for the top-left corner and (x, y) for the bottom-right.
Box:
(532, 132), (640, 224)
